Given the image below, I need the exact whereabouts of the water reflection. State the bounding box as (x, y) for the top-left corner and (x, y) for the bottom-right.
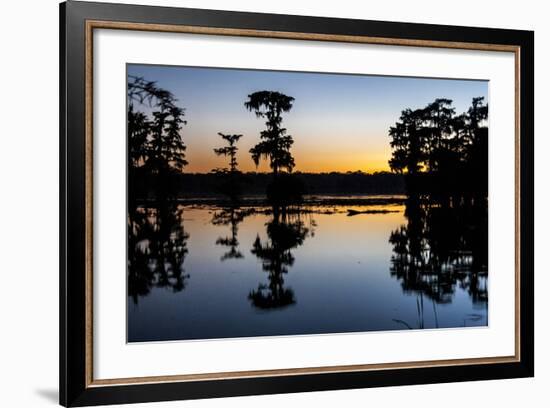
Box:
(211, 207), (253, 261)
(127, 202), (190, 304)
(127, 198), (488, 341)
(248, 207), (313, 309)
(389, 194), (488, 328)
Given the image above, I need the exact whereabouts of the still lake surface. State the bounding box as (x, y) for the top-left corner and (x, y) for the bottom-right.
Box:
(127, 197), (488, 342)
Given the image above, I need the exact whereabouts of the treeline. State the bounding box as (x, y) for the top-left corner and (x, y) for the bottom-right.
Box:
(388, 97), (488, 196)
(130, 170), (405, 199)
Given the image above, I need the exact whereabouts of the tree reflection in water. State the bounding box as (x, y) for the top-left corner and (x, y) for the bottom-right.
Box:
(248, 207), (313, 309)
(389, 194), (488, 328)
(211, 207), (254, 261)
(128, 202), (190, 305)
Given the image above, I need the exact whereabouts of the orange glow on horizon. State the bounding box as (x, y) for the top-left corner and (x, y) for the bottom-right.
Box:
(181, 133), (392, 174)
(181, 155), (391, 174)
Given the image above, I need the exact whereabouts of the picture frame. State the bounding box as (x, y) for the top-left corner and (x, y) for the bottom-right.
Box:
(60, 0), (534, 406)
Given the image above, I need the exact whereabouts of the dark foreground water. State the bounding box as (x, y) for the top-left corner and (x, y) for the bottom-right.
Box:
(127, 197), (488, 342)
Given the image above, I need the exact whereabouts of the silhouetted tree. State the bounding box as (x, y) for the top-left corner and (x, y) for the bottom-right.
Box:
(245, 91), (305, 205)
(211, 133), (246, 202)
(423, 98), (455, 171)
(127, 75), (188, 200)
(468, 96), (488, 131)
(388, 97), (488, 195)
(464, 97), (489, 194)
(147, 103), (187, 174)
(388, 108), (425, 175)
(213, 132), (243, 173)
(128, 107), (150, 169)
(211, 132), (246, 203)
(245, 91), (295, 175)
(387, 96), (488, 328)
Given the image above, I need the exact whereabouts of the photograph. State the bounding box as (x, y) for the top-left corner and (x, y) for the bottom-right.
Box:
(126, 64), (489, 342)
(52, 1), (535, 406)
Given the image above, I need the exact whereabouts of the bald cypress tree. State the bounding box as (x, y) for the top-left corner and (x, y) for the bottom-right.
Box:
(245, 91), (304, 205)
(213, 132), (243, 173)
(245, 91), (295, 175)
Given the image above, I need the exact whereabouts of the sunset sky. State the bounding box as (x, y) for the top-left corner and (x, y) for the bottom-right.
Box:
(128, 64), (488, 174)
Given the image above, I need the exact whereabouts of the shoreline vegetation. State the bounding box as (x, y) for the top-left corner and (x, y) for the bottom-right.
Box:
(131, 171), (406, 203)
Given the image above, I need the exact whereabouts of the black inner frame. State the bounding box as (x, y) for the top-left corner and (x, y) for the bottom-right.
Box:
(60, 1), (534, 406)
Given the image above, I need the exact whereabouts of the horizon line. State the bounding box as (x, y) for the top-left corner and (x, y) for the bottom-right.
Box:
(168, 170), (396, 175)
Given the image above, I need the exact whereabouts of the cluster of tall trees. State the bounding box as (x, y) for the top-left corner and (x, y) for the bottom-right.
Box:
(127, 77), (304, 305)
(128, 75), (300, 204)
(387, 96), (489, 323)
(128, 76), (188, 201)
(388, 97), (488, 195)
(127, 77), (191, 303)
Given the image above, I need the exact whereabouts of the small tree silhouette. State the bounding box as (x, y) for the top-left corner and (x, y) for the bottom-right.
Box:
(245, 91), (295, 175)
(211, 133), (245, 203)
(213, 132), (243, 173)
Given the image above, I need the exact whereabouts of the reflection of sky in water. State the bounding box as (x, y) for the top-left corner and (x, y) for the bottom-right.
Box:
(128, 205), (487, 342)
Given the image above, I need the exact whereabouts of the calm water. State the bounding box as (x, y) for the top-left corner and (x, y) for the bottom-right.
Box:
(127, 198), (488, 342)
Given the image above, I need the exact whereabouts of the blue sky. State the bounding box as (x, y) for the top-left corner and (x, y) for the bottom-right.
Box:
(128, 64), (488, 173)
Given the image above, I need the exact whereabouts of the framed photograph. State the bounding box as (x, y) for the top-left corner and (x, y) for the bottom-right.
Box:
(60, 1), (534, 406)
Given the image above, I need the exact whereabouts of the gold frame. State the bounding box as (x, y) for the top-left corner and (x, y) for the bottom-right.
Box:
(84, 20), (521, 388)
